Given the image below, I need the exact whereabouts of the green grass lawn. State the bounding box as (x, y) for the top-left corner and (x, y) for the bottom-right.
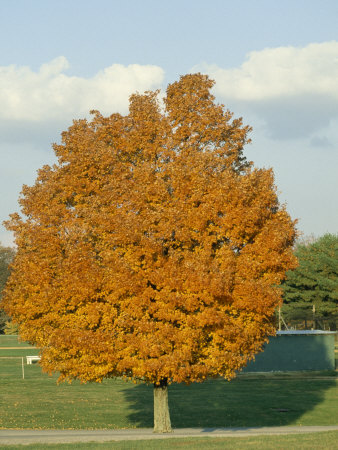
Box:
(0, 349), (40, 357)
(0, 361), (337, 430)
(0, 335), (35, 348)
(0, 335), (337, 430)
(1, 432), (338, 450)
(0, 335), (39, 358)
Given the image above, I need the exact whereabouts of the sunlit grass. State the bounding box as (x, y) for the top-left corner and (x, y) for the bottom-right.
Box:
(0, 335), (34, 348)
(0, 335), (337, 430)
(0, 358), (337, 430)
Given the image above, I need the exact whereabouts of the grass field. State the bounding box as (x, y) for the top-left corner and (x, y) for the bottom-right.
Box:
(0, 335), (39, 358)
(0, 335), (337, 431)
(0, 335), (36, 347)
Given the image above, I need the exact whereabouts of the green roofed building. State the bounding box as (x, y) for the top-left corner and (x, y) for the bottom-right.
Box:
(244, 330), (336, 372)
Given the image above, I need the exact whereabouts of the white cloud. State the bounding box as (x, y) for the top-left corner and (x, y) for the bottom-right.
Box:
(198, 41), (338, 100)
(194, 41), (338, 139)
(0, 57), (165, 122)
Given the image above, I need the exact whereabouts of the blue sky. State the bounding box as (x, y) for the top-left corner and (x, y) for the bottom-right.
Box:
(1, 0), (338, 246)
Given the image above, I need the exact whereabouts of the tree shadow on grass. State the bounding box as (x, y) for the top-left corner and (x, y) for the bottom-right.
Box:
(122, 336), (337, 429)
(122, 375), (337, 429)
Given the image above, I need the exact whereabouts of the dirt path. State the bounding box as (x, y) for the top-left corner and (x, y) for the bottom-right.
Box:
(0, 426), (337, 445)
(0, 347), (35, 349)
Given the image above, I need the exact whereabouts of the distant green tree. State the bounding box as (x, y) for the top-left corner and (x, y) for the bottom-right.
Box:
(0, 244), (16, 333)
(282, 234), (338, 330)
(3, 320), (19, 335)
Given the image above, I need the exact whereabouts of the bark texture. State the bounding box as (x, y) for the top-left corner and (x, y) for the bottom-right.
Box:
(153, 378), (172, 433)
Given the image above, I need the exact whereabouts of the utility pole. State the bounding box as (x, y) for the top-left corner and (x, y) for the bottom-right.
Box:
(278, 305), (282, 331)
(312, 304), (316, 330)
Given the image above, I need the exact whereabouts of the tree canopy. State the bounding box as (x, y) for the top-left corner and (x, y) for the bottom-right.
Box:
(282, 233), (338, 330)
(1, 74), (297, 431)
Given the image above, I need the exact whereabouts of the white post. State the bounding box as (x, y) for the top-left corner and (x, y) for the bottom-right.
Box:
(22, 357), (25, 380)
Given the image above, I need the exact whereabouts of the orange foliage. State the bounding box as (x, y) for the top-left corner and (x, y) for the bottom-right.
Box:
(2, 74), (297, 384)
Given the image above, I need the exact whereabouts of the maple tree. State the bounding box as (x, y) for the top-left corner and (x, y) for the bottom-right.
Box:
(1, 74), (297, 432)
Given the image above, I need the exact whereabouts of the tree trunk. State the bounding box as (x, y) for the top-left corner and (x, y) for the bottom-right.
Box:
(153, 378), (172, 433)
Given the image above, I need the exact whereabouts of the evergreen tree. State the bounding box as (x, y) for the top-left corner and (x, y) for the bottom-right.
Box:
(282, 234), (338, 330)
